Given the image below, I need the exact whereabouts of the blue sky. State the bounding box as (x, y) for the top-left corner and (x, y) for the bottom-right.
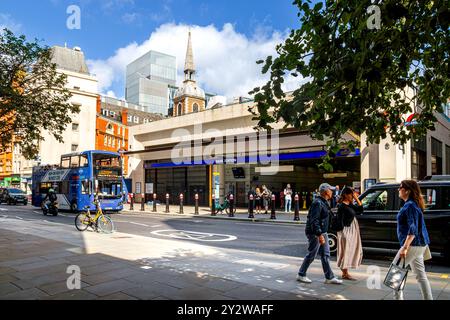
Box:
(0, 0), (301, 99)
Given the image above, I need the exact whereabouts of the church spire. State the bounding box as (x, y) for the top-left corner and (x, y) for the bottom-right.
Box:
(184, 30), (195, 82)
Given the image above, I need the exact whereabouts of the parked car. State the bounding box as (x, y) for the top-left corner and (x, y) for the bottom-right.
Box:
(328, 181), (450, 262)
(0, 188), (28, 205)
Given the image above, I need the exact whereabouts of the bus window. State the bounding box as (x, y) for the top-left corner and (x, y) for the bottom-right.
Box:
(80, 155), (89, 167)
(39, 182), (52, 193)
(61, 157), (70, 169)
(81, 180), (91, 195)
(70, 156), (80, 168)
(61, 181), (70, 194)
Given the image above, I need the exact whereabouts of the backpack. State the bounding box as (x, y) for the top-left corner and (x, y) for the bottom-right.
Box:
(49, 192), (57, 202)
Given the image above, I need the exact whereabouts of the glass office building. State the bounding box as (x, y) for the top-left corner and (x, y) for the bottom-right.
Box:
(126, 51), (177, 115)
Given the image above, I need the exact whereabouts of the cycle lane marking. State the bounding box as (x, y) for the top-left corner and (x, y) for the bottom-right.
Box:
(150, 229), (237, 242)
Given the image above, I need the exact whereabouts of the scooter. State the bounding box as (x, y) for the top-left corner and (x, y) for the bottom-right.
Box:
(42, 201), (59, 216)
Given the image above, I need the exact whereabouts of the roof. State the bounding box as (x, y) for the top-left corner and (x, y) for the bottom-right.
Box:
(184, 31), (195, 72)
(50, 46), (90, 75)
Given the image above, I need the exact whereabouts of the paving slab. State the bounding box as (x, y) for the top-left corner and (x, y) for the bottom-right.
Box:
(84, 279), (139, 297)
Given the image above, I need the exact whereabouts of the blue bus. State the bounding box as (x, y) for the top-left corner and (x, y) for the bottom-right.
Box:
(32, 150), (128, 212)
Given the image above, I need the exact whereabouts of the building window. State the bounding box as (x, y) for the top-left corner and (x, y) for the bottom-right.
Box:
(71, 144), (78, 152)
(72, 123), (79, 131)
(144, 118), (149, 124)
(134, 116), (139, 123)
(104, 135), (107, 146)
(112, 138), (116, 148)
(110, 111), (116, 118)
(411, 136), (427, 180)
(177, 103), (182, 116)
(193, 103), (199, 113)
(106, 123), (114, 135)
(102, 109), (109, 117)
(431, 137), (443, 175)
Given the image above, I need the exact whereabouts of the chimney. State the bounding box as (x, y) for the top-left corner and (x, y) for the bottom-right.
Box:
(96, 96), (101, 114)
(121, 108), (128, 126)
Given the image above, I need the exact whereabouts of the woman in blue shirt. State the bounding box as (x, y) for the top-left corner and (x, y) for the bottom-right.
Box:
(393, 180), (433, 300)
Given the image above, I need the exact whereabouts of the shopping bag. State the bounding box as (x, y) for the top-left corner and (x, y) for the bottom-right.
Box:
(383, 258), (409, 291)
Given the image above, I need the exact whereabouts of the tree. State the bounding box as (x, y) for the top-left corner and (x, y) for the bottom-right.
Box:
(250, 0), (450, 171)
(0, 28), (77, 159)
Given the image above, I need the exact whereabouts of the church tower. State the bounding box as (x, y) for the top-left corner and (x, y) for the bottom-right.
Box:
(173, 31), (206, 117)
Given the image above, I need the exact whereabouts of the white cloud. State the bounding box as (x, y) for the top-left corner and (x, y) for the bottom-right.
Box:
(105, 90), (117, 99)
(0, 14), (22, 33)
(87, 23), (302, 101)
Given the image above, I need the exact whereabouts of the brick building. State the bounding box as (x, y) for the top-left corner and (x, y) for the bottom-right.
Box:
(96, 96), (164, 177)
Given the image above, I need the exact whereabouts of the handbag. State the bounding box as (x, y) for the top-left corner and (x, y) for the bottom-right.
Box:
(383, 257), (409, 291)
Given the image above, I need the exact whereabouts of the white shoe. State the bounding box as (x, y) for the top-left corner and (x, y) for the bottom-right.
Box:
(325, 277), (343, 285)
(296, 275), (312, 283)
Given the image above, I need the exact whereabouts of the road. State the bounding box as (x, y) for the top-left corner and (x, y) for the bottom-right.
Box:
(1, 203), (449, 272)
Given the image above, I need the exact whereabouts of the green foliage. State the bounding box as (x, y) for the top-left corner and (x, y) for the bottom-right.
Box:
(250, 0), (450, 171)
(0, 28), (76, 159)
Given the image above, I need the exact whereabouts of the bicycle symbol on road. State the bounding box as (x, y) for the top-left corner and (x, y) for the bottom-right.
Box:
(151, 229), (237, 242)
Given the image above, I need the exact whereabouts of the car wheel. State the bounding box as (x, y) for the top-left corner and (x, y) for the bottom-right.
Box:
(328, 232), (338, 255)
(71, 203), (78, 213)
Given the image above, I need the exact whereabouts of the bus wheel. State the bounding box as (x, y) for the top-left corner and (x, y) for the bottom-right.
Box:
(71, 203), (78, 213)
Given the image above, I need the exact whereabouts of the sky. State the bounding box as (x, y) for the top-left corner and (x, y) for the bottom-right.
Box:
(0, 0), (302, 101)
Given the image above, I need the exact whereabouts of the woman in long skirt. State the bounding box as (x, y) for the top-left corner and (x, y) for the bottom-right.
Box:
(336, 187), (363, 280)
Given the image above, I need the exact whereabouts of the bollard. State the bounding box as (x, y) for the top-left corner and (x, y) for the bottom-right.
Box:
(152, 193), (157, 212)
(211, 194), (216, 216)
(270, 194), (276, 219)
(141, 193), (145, 211)
(248, 194), (254, 219)
(179, 193), (184, 214)
(165, 193), (170, 213)
(194, 194), (199, 215)
(228, 194), (235, 217)
(130, 193), (134, 211)
(294, 194), (300, 221)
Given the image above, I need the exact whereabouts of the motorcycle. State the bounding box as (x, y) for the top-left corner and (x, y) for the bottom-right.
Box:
(42, 201), (59, 216)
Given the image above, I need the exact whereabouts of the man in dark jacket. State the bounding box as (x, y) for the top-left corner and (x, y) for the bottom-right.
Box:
(297, 183), (343, 284)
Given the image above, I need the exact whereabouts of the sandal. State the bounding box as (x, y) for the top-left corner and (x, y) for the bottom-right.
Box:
(342, 274), (358, 281)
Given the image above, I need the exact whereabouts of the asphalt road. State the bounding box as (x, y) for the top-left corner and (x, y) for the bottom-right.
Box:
(1, 204), (449, 272)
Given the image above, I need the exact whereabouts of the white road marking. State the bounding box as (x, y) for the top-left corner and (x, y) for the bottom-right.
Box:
(33, 211), (41, 214)
(129, 222), (149, 227)
(0, 208), (7, 211)
(150, 225), (163, 228)
(14, 216), (23, 220)
(151, 229), (237, 242)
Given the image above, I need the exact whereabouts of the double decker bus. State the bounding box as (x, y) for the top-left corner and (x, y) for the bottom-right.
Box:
(32, 150), (127, 212)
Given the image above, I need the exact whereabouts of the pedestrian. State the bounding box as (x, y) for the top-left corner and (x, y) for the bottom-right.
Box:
(312, 189), (318, 201)
(392, 180), (433, 300)
(255, 186), (262, 214)
(284, 184), (293, 213)
(336, 187), (363, 280)
(297, 183), (343, 284)
(262, 185), (271, 214)
(330, 185), (340, 208)
(280, 189), (285, 210)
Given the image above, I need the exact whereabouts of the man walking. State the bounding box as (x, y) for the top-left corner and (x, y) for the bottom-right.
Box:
(297, 183), (343, 284)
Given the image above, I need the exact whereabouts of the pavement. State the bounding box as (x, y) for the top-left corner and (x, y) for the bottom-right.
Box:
(122, 203), (309, 224)
(0, 204), (449, 300)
